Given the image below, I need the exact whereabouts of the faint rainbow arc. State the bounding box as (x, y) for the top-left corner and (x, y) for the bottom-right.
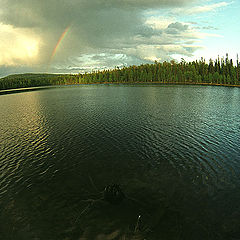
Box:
(50, 25), (71, 62)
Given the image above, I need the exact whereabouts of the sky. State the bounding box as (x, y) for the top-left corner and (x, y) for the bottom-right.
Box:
(0, 0), (239, 77)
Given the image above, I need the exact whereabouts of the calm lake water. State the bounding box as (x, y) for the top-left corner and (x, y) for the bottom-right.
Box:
(0, 85), (240, 240)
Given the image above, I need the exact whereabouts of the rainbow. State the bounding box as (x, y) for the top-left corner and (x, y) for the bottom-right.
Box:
(50, 25), (71, 62)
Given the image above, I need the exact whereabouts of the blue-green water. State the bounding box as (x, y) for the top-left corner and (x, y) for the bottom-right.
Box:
(0, 85), (240, 239)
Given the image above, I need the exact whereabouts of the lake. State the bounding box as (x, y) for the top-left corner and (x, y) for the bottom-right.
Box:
(0, 85), (240, 240)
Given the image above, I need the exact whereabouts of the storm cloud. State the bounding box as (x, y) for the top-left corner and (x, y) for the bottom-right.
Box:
(0, 0), (207, 75)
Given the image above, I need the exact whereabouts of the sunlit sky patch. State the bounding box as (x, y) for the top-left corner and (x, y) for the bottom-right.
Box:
(0, 0), (239, 77)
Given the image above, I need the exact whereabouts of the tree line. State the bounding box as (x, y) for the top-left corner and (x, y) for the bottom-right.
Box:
(0, 54), (240, 90)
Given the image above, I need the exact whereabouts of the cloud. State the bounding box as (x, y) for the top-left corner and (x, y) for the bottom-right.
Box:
(171, 1), (232, 15)
(0, 0), (194, 28)
(145, 16), (176, 30)
(0, 0), (213, 75)
(165, 22), (189, 34)
(0, 23), (40, 66)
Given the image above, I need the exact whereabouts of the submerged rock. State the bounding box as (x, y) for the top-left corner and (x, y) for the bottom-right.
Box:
(103, 184), (125, 205)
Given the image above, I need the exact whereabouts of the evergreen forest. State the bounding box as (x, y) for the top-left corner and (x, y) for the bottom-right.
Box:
(0, 55), (240, 90)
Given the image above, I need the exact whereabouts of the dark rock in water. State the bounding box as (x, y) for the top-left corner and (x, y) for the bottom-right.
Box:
(103, 184), (125, 204)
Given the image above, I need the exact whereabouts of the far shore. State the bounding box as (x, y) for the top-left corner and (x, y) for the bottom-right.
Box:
(0, 82), (239, 95)
(60, 81), (240, 88)
(79, 81), (240, 87)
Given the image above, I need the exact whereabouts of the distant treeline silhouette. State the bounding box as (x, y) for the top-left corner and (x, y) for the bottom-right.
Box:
(1, 54), (240, 90)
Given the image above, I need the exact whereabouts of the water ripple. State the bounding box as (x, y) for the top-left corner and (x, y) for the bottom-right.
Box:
(0, 85), (240, 201)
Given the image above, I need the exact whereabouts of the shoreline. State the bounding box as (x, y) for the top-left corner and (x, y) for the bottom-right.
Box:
(0, 82), (239, 95)
(61, 81), (240, 88)
(0, 86), (55, 96)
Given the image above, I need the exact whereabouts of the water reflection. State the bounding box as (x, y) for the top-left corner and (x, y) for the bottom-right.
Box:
(0, 91), (52, 196)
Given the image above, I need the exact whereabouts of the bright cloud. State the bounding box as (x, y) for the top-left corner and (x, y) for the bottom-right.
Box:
(145, 16), (176, 30)
(0, 23), (40, 66)
(172, 1), (232, 15)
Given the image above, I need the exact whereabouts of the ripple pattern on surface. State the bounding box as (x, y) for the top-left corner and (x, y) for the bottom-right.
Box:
(1, 86), (240, 196)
